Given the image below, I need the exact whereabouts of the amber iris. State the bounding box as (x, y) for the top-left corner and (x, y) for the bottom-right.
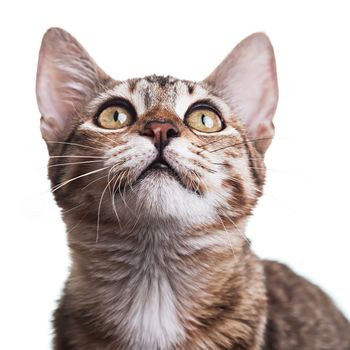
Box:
(186, 108), (223, 133)
(97, 106), (133, 129)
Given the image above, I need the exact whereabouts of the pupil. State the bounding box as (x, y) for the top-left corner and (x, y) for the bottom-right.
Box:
(201, 114), (213, 128)
(113, 111), (119, 122)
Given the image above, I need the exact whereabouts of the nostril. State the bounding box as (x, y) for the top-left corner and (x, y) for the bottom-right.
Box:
(166, 127), (179, 139)
(141, 127), (154, 137)
(141, 120), (179, 149)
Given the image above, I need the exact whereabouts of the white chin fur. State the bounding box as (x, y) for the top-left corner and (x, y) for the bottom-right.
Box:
(123, 172), (217, 225)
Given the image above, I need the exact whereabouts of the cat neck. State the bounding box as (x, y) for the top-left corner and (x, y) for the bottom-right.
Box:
(65, 216), (249, 267)
(63, 216), (264, 350)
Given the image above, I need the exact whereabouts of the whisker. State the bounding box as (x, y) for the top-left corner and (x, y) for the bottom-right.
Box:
(179, 168), (251, 255)
(218, 216), (236, 259)
(126, 169), (135, 194)
(94, 130), (120, 145)
(112, 168), (134, 224)
(224, 174), (263, 194)
(195, 138), (224, 149)
(187, 170), (195, 193)
(81, 174), (109, 190)
(50, 155), (107, 159)
(205, 137), (274, 154)
(96, 166), (117, 242)
(83, 136), (113, 149)
(246, 166), (302, 176)
(51, 166), (109, 193)
(198, 135), (292, 152)
(222, 213), (250, 246)
(189, 158), (217, 174)
(111, 199), (121, 229)
(211, 162), (227, 169)
(130, 212), (142, 231)
(61, 202), (84, 214)
(111, 172), (123, 229)
(81, 135), (119, 150)
(46, 141), (105, 152)
(122, 170), (135, 212)
(66, 212), (88, 234)
(183, 167), (195, 193)
(49, 160), (104, 168)
(115, 170), (132, 211)
(191, 170), (202, 194)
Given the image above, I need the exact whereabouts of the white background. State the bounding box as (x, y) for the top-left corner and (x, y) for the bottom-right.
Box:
(0, 1), (349, 349)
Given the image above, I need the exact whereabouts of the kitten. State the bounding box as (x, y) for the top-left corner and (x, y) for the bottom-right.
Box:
(36, 28), (350, 350)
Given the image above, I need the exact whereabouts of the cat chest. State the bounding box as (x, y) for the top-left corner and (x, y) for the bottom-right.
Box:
(116, 268), (185, 350)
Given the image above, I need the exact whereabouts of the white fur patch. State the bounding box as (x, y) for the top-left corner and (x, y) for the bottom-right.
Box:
(125, 269), (184, 349)
(174, 83), (209, 118)
(78, 120), (127, 133)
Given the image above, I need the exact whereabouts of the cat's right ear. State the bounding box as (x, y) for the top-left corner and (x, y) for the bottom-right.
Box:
(36, 28), (111, 147)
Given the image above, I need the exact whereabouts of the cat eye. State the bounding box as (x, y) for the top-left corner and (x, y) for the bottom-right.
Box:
(185, 107), (224, 133)
(97, 105), (134, 129)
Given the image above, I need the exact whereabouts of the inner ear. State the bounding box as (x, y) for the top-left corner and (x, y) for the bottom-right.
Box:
(204, 32), (278, 154)
(36, 27), (113, 150)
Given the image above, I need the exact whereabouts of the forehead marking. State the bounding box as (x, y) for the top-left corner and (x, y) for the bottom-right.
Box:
(90, 78), (237, 133)
(174, 83), (211, 119)
(134, 77), (179, 112)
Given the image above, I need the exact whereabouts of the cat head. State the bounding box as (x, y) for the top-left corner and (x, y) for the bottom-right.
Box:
(36, 28), (278, 230)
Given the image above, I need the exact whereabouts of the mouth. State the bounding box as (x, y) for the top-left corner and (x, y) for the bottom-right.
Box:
(113, 157), (181, 195)
(141, 156), (179, 178)
(113, 156), (202, 196)
(137, 158), (202, 195)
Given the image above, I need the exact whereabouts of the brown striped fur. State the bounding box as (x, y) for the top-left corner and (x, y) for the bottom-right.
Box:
(36, 28), (350, 350)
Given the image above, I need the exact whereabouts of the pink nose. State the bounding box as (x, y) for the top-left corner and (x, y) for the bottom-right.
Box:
(141, 121), (179, 150)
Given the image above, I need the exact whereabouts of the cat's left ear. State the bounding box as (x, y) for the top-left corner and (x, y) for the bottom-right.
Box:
(204, 33), (278, 154)
(36, 27), (111, 146)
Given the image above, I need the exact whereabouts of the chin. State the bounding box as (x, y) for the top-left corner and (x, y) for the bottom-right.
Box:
(126, 171), (218, 226)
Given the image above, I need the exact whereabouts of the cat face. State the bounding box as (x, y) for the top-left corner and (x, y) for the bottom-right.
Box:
(36, 28), (278, 230)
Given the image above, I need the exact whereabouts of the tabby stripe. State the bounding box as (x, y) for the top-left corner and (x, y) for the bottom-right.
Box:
(244, 138), (263, 188)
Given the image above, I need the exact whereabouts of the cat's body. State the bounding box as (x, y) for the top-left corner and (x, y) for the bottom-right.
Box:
(36, 28), (350, 349)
